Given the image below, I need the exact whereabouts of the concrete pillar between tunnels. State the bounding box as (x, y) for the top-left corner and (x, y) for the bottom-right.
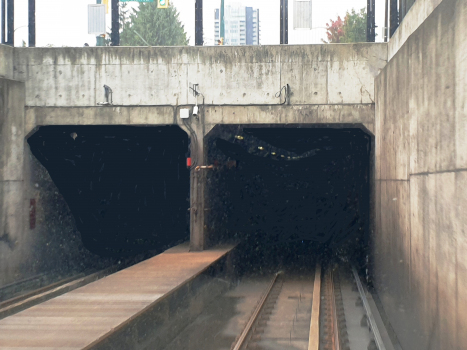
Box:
(189, 123), (208, 252)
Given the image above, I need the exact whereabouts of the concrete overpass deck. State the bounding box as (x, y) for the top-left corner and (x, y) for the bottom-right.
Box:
(0, 243), (234, 349)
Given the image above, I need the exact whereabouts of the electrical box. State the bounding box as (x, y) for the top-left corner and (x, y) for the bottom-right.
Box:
(180, 109), (190, 119)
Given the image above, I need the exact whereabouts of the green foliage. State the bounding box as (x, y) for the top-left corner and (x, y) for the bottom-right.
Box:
(342, 8), (367, 43)
(119, 3), (188, 46)
(324, 8), (367, 43)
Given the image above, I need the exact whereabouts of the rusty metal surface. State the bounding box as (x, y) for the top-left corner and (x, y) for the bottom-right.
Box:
(308, 264), (321, 350)
(0, 243), (233, 349)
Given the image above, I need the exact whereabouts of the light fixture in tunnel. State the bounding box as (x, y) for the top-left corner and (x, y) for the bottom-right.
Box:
(235, 135), (244, 140)
(258, 146), (264, 150)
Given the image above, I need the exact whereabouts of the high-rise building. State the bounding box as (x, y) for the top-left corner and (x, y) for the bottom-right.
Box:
(214, 3), (260, 46)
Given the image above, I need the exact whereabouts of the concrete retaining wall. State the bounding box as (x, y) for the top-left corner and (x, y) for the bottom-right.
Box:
(388, 0), (443, 60)
(13, 44), (387, 108)
(374, 0), (466, 348)
(0, 45), (14, 80)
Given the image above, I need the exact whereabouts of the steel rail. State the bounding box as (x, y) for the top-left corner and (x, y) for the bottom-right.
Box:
(352, 266), (386, 350)
(330, 271), (340, 350)
(308, 263), (321, 350)
(232, 272), (281, 350)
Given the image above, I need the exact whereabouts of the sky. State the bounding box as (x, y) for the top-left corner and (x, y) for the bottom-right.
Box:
(5, 0), (386, 47)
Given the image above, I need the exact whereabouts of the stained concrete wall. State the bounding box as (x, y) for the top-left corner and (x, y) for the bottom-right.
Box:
(24, 104), (377, 136)
(2, 42), (387, 285)
(0, 77), (111, 290)
(0, 44), (14, 80)
(388, 0), (443, 60)
(0, 79), (26, 287)
(13, 44), (387, 108)
(374, 0), (466, 348)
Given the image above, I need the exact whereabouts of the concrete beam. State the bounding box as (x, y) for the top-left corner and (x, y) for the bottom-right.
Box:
(24, 104), (375, 135)
(13, 44), (387, 108)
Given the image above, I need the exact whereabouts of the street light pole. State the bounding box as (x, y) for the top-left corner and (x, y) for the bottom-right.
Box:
(6, 0), (13, 46)
(28, 0), (35, 47)
(195, 0), (203, 46)
(280, 0), (288, 44)
(111, 0), (119, 46)
(367, 0), (375, 42)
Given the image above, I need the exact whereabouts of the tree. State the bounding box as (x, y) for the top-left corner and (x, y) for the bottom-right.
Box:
(342, 8), (367, 43)
(119, 3), (188, 46)
(323, 8), (367, 43)
(323, 16), (345, 43)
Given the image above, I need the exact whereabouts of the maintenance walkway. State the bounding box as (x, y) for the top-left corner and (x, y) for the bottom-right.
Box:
(0, 243), (234, 349)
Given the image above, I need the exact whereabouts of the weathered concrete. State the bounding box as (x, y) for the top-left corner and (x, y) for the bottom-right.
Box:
(388, 0), (443, 60)
(0, 77), (111, 290)
(2, 42), (387, 268)
(13, 44), (387, 108)
(23, 104), (376, 136)
(0, 78), (27, 287)
(0, 44), (14, 80)
(374, 0), (466, 349)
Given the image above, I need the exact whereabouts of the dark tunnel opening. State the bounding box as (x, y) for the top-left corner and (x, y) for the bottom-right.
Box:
(27, 125), (190, 257)
(206, 126), (371, 271)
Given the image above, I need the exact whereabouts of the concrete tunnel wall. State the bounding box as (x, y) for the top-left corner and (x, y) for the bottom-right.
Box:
(0, 41), (387, 288)
(1, 1), (466, 347)
(374, 0), (467, 348)
(0, 78), (113, 289)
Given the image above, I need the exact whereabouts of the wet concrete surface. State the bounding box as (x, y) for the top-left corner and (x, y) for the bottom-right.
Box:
(163, 270), (316, 350)
(162, 275), (271, 350)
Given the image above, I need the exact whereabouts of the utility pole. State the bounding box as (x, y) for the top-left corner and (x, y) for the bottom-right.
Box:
(111, 0), (119, 46)
(366, 0), (375, 42)
(280, 0), (288, 45)
(6, 0), (13, 45)
(28, 0), (35, 47)
(195, 0), (203, 46)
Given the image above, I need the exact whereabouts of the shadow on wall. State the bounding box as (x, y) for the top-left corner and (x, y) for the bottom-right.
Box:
(27, 125), (190, 257)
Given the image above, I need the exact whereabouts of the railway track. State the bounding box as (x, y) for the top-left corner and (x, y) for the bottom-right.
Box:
(230, 264), (392, 350)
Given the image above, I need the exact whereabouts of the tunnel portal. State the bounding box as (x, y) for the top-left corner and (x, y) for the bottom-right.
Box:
(28, 125), (190, 257)
(206, 126), (371, 265)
